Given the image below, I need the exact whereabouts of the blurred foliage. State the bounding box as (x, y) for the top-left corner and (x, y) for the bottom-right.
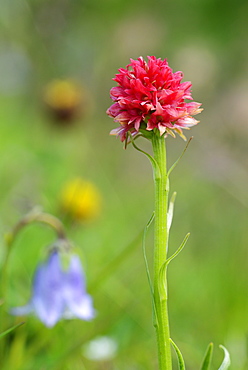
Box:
(0, 0), (248, 369)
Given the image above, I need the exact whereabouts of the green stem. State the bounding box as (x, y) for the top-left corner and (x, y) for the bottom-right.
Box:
(152, 132), (172, 370)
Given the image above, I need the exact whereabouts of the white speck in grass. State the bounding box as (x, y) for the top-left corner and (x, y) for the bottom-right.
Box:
(82, 336), (118, 361)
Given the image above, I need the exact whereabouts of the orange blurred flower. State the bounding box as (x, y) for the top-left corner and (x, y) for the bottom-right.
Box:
(43, 79), (84, 124)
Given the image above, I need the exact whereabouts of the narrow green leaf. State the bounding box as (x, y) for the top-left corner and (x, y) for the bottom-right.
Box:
(142, 212), (158, 328)
(130, 137), (161, 180)
(165, 233), (190, 267)
(200, 343), (213, 370)
(167, 137), (193, 178)
(218, 345), (231, 370)
(0, 322), (25, 339)
(159, 233), (190, 299)
(167, 192), (177, 233)
(142, 212), (155, 297)
(170, 338), (186, 370)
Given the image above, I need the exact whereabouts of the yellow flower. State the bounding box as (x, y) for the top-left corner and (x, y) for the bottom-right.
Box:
(60, 178), (101, 222)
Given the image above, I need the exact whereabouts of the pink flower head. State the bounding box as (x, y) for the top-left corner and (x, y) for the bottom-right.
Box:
(106, 56), (202, 141)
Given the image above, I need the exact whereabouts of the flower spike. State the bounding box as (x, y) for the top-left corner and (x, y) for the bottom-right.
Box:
(107, 56), (202, 142)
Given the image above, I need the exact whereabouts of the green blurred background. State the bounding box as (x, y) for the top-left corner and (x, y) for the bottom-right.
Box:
(0, 0), (248, 369)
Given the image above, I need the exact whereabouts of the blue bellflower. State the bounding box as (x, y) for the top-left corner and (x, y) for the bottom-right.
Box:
(11, 251), (94, 327)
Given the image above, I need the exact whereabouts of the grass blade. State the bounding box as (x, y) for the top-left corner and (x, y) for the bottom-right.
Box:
(0, 322), (25, 339)
(218, 345), (231, 370)
(170, 338), (186, 370)
(200, 342), (213, 370)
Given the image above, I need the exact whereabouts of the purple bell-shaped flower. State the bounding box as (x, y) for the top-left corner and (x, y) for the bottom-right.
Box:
(11, 251), (94, 327)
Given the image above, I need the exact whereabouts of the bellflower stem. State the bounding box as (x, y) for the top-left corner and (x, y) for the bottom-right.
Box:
(0, 210), (68, 358)
(9, 210), (67, 242)
(0, 211), (68, 332)
(152, 132), (172, 370)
